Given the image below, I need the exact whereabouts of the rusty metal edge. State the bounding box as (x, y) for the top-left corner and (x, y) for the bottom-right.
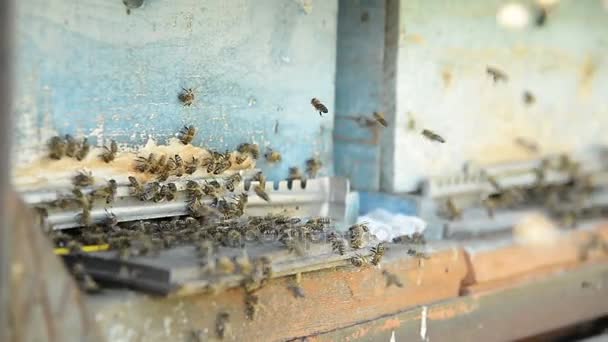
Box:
(297, 262), (608, 342)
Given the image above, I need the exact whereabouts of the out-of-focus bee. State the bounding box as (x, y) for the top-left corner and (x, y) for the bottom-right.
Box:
(234, 249), (253, 274)
(445, 197), (462, 220)
(186, 180), (204, 199)
(72, 263), (101, 293)
(244, 292), (259, 320)
(134, 153), (154, 173)
(252, 171), (266, 188)
(370, 242), (386, 266)
(237, 143), (260, 159)
(486, 66), (508, 82)
(188, 330), (203, 342)
(73, 189), (93, 226)
(48, 136), (66, 159)
(264, 149), (282, 163)
(217, 256), (237, 274)
(171, 154), (184, 177)
(514, 137), (539, 154)
(253, 184), (270, 202)
(185, 156), (198, 174)
(287, 167), (303, 181)
(288, 284), (306, 298)
(373, 112), (388, 127)
(311, 97), (328, 116)
(160, 183), (177, 201)
(141, 182), (161, 201)
(350, 253), (370, 267)
(523, 91), (535, 105)
(122, 0), (143, 15)
(481, 197), (496, 219)
(235, 193), (248, 214)
(72, 170), (94, 187)
(215, 312), (230, 339)
(179, 125), (197, 145)
(348, 222), (369, 249)
(407, 248), (430, 259)
(421, 129), (445, 143)
(485, 173), (502, 192)
(224, 173), (242, 192)
(382, 270), (404, 288)
(65, 134), (78, 158)
(305, 158), (322, 178)
(150, 154), (168, 174)
(100, 139), (118, 163)
(93, 179), (118, 204)
(75, 137), (90, 161)
(128, 176), (144, 197)
(179, 88), (195, 106)
(392, 232), (426, 245)
(328, 232), (346, 255)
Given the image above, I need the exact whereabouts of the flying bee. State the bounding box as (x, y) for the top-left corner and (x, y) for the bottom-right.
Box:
(370, 243), (386, 266)
(350, 253), (370, 267)
(47, 136), (66, 159)
(215, 312), (230, 340)
(445, 197), (462, 220)
(311, 97), (328, 116)
(305, 158), (322, 178)
(75, 137), (90, 161)
(93, 179), (118, 204)
(72, 170), (94, 187)
(237, 143), (260, 159)
(253, 184), (270, 202)
(171, 154), (184, 177)
(160, 183), (177, 201)
(100, 139), (118, 163)
(178, 88), (195, 106)
(421, 129), (445, 143)
(523, 91), (535, 105)
(264, 149), (282, 163)
(128, 176), (144, 197)
(65, 134), (78, 158)
(373, 112), (388, 127)
(288, 284), (306, 298)
(486, 66), (508, 83)
(179, 125), (197, 145)
(348, 223), (369, 249)
(287, 167), (303, 181)
(514, 137), (539, 154)
(224, 173), (242, 192)
(252, 171), (266, 188)
(328, 232), (346, 255)
(382, 270), (404, 288)
(184, 156), (198, 174)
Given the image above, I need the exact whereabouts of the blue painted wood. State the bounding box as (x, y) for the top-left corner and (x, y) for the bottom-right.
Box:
(13, 0), (338, 182)
(358, 191), (418, 216)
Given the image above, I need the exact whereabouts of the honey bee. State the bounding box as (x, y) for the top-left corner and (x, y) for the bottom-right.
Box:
(179, 125), (197, 145)
(481, 197), (496, 219)
(305, 158), (322, 178)
(100, 139), (118, 163)
(350, 253), (370, 267)
(178, 88), (195, 106)
(128, 176), (144, 197)
(171, 154), (184, 177)
(73, 189), (93, 226)
(150, 154), (168, 174)
(217, 256), (237, 274)
(93, 179), (118, 204)
(288, 284), (306, 298)
(185, 156), (198, 174)
(72, 263), (101, 293)
(514, 137), (539, 153)
(445, 197), (462, 220)
(382, 270), (404, 288)
(47, 136), (66, 159)
(186, 180), (204, 199)
(287, 167), (303, 181)
(264, 149), (282, 163)
(224, 173), (242, 192)
(370, 242), (386, 266)
(134, 153), (155, 173)
(237, 143), (260, 159)
(328, 232), (346, 255)
(485, 173), (502, 192)
(523, 91), (535, 105)
(311, 97), (328, 116)
(421, 129), (445, 143)
(407, 248), (430, 259)
(252, 171), (266, 188)
(244, 292), (259, 320)
(235, 155), (247, 165)
(65, 134), (78, 158)
(373, 112), (388, 127)
(348, 223), (369, 249)
(253, 184), (270, 202)
(215, 312), (230, 339)
(213, 157), (232, 175)
(486, 66), (508, 83)
(142, 182), (161, 201)
(156, 161), (173, 182)
(392, 232), (426, 245)
(75, 137), (90, 161)
(72, 170), (94, 187)
(160, 183), (177, 201)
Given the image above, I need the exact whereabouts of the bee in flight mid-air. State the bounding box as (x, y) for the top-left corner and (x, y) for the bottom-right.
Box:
(311, 98), (328, 116)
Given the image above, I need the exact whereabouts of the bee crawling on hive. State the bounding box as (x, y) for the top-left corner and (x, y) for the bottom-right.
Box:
(134, 153), (155, 173)
(128, 176), (144, 197)
(47, 136), (66, 160)
(93, 179), (118, 204)
(170, 154), (184, 177)
(370, 242), (386, 266)
(224, 173), (242, 192)
(237, 143), (260, 159)
(178, 87), (195, 106)
(264, 148), (282, 163)
(178, 125), (197, 145)
(160, 183), (177, 201)
(73, 189), (93, 226)
(72, 170), (94, 187)
(287, 167), (303, 181)
(311, 97), (328, 116)
(184, 156), (198, 174)
(348, 222), (369, 249)
(382, 270), (404, 288)
(99, 139), (118, 163)
(253, 184), (270, 202)
(75, 137), (90, 161)
(142, 182), (161, 201)
(350, 253), (370, 267)
(305, 158), (322, 178)
(372, 111), (388, 127)
(421, 129), (445, 143)
(328, 231), (346, 255)
(392, 232), (425, 245)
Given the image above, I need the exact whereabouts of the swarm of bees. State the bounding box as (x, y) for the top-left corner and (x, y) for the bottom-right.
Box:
(48, 135), (90, 161)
